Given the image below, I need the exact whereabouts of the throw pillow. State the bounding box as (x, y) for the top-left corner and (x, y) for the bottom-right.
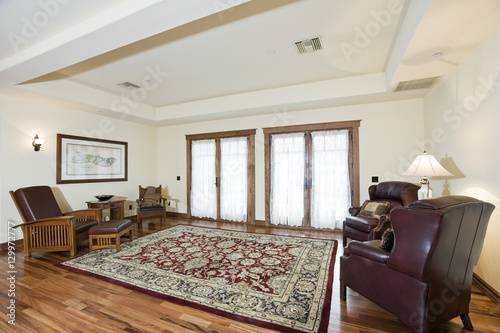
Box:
(358, 200), (390, 219)
(141, 193), (162, 208)
(380, 228), (394, 251)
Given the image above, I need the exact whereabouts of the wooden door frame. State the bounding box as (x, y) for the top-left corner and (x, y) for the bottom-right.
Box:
(186, 129), (256, 224)
(263, 120), (361, 228)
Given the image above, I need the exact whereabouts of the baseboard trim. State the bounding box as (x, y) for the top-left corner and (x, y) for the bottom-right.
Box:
(473, 273), (500, 305)
(0, 239), (23, 251)
(165, 212), (189, 219)
(254, 219), (342, 234)
(126, 213), (190, 220)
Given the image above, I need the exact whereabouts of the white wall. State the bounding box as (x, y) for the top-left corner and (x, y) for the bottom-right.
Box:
(157, 98), (424, 221)
(424, 25), (500, 291)
(0, 94), (158, 243)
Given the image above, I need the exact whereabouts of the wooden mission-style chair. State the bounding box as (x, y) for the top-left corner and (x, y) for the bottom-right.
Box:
(10, 185), (102, 257)
(136, 185), (166, 229)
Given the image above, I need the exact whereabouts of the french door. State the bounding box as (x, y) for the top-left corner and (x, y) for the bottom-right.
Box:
(264, 121), (360, 229)
(186, 130), (256, 223)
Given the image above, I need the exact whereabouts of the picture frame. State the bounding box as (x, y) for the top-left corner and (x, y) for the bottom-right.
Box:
(57, 134), (128, 184)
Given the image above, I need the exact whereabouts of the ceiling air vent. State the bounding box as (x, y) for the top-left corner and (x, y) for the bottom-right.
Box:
(117, 81), (141, 90)
(295, 37), (322, 54)
(394, 76), (440, 92)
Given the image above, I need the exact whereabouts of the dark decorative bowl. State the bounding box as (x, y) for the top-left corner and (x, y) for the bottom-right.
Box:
(95, 195), (114, 201)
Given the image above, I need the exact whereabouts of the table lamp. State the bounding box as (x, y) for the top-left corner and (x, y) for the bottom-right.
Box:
(402, 151), (453, 199)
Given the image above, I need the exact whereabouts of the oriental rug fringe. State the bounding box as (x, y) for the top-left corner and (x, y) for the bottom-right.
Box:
(57, 225), (337, 333)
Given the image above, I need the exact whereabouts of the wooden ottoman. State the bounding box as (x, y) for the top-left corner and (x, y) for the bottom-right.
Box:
(89, 219), (133, 252)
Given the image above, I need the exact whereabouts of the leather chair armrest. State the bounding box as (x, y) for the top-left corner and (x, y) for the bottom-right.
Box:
(349, 206), (362, 216)
(370, 213), (391, 240)
(345, 240), (390, 264)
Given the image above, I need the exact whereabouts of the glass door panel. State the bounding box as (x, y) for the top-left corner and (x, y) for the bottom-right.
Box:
(190, 139), (217, 219)
(270, 133), (305, 227)
(220, 137), (248, 222)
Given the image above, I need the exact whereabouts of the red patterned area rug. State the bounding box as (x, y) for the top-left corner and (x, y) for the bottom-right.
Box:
(57, 225), (337, 333)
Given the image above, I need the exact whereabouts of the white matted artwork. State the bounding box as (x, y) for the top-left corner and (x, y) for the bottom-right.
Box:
(57, 134), (127, 184)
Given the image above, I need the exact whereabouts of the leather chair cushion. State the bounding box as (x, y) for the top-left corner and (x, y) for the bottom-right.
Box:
(89, 219), (132, 234)
(13, 186), (63, 221)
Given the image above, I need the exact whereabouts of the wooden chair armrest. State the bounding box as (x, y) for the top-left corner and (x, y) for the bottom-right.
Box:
(64, 208), (102, 223)
(65, 208), (102, 215)
(12, 216), (75, 228)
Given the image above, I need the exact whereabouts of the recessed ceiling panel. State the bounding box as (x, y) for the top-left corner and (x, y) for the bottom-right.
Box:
(54, 0), (405, 107)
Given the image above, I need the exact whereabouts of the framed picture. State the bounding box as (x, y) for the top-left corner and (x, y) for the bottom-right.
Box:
(57, 134), (128, 184)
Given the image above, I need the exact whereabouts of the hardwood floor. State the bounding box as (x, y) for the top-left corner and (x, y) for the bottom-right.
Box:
(1, 217), (499, 332)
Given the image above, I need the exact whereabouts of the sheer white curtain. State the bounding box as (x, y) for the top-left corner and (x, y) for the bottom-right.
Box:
(190, 139), (217, 219)
(311, 130), (350, 229)
(271, 133), (305, 227)
(220, 137), (247, 222)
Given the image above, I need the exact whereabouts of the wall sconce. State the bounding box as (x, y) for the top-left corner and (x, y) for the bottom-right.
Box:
(32, 134), (44, 151)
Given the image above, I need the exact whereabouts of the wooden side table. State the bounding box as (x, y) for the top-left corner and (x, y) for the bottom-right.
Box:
(86, 199), (125, 222)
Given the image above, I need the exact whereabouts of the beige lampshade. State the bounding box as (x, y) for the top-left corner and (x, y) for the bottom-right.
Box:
(403, 151), (454, 177)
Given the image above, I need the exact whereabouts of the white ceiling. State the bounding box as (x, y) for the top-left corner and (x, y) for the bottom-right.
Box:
(1, 0), (500, 125)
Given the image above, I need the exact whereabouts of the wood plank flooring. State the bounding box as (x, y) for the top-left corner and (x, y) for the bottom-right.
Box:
(1, 217), (499, 332)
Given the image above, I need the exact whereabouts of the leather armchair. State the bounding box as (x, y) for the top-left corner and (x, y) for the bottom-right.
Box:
(10, 186), (101, 256)
(343, 181), (420, 246)
(340, 196), (495, 333)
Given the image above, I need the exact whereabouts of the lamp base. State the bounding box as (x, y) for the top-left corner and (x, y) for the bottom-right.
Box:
(418, 184), (432, 200)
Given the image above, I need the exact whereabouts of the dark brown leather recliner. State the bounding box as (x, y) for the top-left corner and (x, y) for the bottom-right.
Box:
(343, 181), (420, 246)
(340, 196), (495, 333)
(10, 186), (101, 256)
